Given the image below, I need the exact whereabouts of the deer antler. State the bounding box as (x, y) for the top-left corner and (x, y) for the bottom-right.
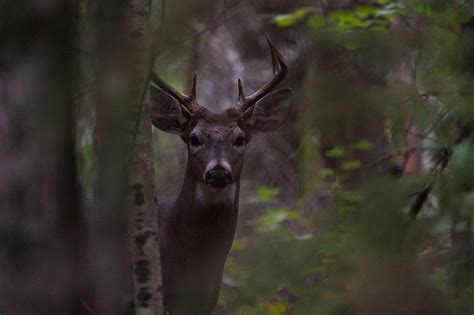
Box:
(236, 35), (288, 114)
(151, 71), (201, 114)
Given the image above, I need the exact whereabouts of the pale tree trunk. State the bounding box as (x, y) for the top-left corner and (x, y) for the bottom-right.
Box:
(127, 101), (164, 314)
(125, 0), (164, 314)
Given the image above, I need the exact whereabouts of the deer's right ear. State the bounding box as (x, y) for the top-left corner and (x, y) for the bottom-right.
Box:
(149, 85), (190, 135)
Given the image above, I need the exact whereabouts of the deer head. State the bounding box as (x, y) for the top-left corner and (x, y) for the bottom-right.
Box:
(150, 36), (292, 190)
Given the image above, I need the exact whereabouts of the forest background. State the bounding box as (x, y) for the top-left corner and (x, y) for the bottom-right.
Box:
(1, 0), (474, 314)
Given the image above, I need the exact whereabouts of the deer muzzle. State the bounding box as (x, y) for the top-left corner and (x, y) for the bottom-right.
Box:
(204, 164), (233, 188)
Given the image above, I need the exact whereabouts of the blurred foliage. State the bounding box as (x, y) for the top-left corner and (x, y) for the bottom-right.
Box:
(216, 1), (474, 314)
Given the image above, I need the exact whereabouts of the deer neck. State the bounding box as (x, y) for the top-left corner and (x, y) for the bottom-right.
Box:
(173, 163), (240, 234)
(160, 164), (241, 314)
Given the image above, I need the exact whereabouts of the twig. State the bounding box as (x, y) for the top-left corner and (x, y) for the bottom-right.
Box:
(408, 146), (451, 219)
(364, 148), (418, 169)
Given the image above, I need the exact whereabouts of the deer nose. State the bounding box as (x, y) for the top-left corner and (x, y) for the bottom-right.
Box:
(205, 165), (233, 188)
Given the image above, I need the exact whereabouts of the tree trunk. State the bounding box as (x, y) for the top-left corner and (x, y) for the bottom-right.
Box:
(90, 1), (135, 313)
(0, 1), (83, 313)
(125, 0), (164, 314)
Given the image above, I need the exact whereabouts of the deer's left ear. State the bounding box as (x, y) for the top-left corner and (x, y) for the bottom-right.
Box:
(243, 88), (293, 133)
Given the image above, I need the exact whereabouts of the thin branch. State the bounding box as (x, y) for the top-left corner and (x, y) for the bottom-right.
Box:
(408, 144), (452, 219)
(409, 182), (432, 219)
(364, 148), (418, 170)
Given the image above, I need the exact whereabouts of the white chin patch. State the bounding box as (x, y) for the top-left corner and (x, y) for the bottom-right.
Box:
(195, 182), (236, 207)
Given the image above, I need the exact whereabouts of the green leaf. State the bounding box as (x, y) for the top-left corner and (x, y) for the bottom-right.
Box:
(264, 302), (288, 315)
(293, 6), (314, 19)
(341, 160), (362, 171)
(274, 7), (314, 27)
(330, 11), (370, 29)
(320, 168), (336, 177)
(354, 139), (374, 151)
(258, 186), (279, 201)
(231, 239), (246, 251)
(256, 208), (300, 233)
(356, 5), (376, 19)
(274, 14), (297, 27)
(326, 147), (344, 158)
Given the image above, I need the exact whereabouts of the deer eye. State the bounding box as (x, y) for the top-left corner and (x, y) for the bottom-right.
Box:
(233, 135), (245, 147)
(189, 134), (202, 147)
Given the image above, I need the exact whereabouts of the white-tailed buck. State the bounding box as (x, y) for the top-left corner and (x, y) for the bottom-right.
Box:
(151, 36), (292, 314)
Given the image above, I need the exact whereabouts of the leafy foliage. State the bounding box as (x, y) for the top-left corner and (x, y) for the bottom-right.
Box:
(215, 1), (474, 314)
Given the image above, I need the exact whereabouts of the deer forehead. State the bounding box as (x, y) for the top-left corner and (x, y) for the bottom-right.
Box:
(192, 120), (243, 138)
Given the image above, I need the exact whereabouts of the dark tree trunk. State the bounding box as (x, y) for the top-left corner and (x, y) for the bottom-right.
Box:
(89, 1), (134, 313)
(0, 1), (84, 313)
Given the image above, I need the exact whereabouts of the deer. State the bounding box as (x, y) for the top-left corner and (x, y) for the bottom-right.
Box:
(150, 36), (292, 314)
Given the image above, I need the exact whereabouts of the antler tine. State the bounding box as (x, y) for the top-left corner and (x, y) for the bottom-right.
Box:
(237, 35), (288, 114)
(268, 36), (278, 74)
(151, 72), (200, 114)
(237, 78), (245, 102)
(191, 72), (197, 100)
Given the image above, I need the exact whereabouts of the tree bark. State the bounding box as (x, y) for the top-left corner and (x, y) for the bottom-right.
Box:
(90, 1), (134, 313)
(125, 0), (164, 314)
(0, 1), (83, 313)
